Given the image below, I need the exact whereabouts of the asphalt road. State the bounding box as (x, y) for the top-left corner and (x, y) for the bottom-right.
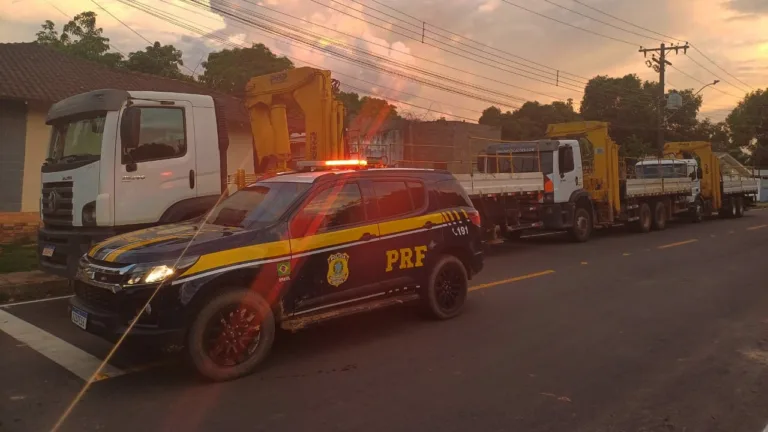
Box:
(2, 211), (768, 432)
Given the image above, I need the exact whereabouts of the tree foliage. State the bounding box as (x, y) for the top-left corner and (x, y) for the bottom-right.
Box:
(35, 12), (123, 68)
(198, 43), (294, 96)
(727, 89), (768, 167)
(338, 90), (401, 136)
(479, 100), (581, 141)
(124, 42), (187, 79)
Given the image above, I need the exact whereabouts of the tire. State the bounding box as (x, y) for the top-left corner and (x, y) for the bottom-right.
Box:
(735, 196), (744, 218)
(569, 206), (593, 243)
(633, 202), (652, 233)
(690, 199), (703, 223)
(652, 201), (667, 231)
(421, 255), (468, 320)
(186, 288), (276, 382)
(720, 198), (735, 218)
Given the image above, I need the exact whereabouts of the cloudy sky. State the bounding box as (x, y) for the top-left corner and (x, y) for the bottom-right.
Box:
(1, 0), (766, 122)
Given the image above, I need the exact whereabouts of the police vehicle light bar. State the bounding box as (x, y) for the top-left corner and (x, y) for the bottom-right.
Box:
(297, 159), (368, 169)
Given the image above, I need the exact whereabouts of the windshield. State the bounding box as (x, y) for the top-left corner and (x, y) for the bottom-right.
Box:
(49, 115), (106, 163)
(207, 181), (312, 228)
(635, 163), (688, 179)
(483, 151), (554, 174)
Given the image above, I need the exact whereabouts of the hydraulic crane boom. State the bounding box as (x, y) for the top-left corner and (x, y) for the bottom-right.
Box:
(663, 141), (721, 210)
(245, 67), (346, 172)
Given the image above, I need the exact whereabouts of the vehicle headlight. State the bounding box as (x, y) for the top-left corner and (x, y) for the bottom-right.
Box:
(125, 255), (199, 286)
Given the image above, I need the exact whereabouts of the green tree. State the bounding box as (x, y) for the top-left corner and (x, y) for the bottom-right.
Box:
(479, 100), (581, 140)
(347, 94), (400, 137)
(198, 43), (294, 96)
(35, 12), (123, 68)
(727, 89), (768, 166)
(580, 74), (706, 156)
(124, 42), (187, 79)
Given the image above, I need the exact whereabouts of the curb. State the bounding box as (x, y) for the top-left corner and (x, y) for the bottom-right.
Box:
(0, 279), (72, 305)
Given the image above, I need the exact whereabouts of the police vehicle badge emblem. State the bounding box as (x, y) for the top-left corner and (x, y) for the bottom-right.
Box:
(327, 252), (350, 287)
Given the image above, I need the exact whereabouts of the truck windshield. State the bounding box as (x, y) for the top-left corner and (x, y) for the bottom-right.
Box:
(484, 151), (554, 174)
(207, 181), (312, 228)
(48, 115), (106, 163)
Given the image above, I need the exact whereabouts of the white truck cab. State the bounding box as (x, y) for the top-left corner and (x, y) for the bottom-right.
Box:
(635, 158), (701, 203)
(39, 89), (230, 278)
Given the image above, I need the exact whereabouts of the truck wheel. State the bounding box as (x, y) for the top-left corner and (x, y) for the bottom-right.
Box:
(690, 199), (703, 223)
(652, 201), (667, 231)
(186, 288), (276, 382)
(735, 197), (744, 218)
(421, 255), (468, 320)
(720, 199), (735, 218)
(633, 202), (652, 233)
(569, 206), (592, 242)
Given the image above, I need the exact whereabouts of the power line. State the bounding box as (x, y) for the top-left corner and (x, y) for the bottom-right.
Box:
(499, 0), (642, 46)
(560, 0), (754, 93)
(242, 0), (572, 100)
(44, 1), (129, 58)
(184, 0), (529, 108)
(344, 0), (589, 83)
(539, 0), (665, 43)
(90, 0), (197, 75)
(570, 0), (685, 43)
(668, 64), (743, 99)
(684, 51), (750, 94)
(310, 0), (583, 92)
(689, 44), (754, 92)
(115, 0), (500, 117)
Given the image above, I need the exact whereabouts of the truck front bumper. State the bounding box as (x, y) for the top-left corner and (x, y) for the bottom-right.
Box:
(38, 226), (120, 279)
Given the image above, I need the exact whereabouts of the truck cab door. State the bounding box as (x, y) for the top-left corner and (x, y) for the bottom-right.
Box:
(688, 162), (701, 203)
(114, 102), (197, 225)
(553, 143), (580, 203)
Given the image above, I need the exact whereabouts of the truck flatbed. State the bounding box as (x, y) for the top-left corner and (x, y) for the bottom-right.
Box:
(454, 172), (544, 197)
(625, 177), (693, 197)
(723, 176), (759, 195)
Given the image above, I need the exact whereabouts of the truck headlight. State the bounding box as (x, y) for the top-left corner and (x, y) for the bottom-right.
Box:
(125, 256), (199, 286)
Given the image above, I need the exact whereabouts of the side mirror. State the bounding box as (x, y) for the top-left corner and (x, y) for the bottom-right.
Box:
(697, 167), (703, 178)
(120, 107), (141, 155)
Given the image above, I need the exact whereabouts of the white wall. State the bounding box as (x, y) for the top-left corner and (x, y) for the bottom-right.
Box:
(227, 127), (256, 175)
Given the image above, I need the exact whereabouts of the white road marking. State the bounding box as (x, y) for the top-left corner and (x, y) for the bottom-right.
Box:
(761, 421), (768, 432)
(0, 309), (124, 381)
(0, 295), (73, 308)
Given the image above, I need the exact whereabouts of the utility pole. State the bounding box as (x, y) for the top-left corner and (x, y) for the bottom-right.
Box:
(639, 42), (690, 157)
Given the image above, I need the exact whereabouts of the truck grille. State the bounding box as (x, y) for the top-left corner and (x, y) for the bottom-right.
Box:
(41, 181), (74, 227)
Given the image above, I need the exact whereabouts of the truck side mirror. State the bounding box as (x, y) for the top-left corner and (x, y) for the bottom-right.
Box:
(697, 167), (703, 178)
(120, 107), (141, 154)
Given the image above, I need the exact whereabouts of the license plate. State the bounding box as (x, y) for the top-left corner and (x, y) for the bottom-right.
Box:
(71, 307), (88, 330)
(42, 246), (55, 257)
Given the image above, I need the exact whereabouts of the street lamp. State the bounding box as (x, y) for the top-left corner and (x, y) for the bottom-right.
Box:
(665, 80), (719, 122)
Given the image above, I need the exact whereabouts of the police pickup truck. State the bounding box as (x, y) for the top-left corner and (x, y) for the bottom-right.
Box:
(70, 160), (484, 381)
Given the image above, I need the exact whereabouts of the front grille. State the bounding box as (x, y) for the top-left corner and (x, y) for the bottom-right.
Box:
(74, 281), (118, 312)
(41, 181), (74, 227)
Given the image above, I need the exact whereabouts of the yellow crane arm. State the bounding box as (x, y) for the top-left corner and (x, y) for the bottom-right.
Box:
(545, 121), (621, 216)
(244, 67), (346, 172)
(663, 141), (721, 208)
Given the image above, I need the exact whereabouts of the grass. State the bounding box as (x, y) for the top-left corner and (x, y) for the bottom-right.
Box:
(0, 241), (39, 274)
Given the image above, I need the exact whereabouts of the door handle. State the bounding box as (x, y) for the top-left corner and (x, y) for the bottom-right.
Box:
(189, 170), (195, 189)
(423, 221), (434, 229)
(575, 176), (579, 185)
(360, 232), (376, 241)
